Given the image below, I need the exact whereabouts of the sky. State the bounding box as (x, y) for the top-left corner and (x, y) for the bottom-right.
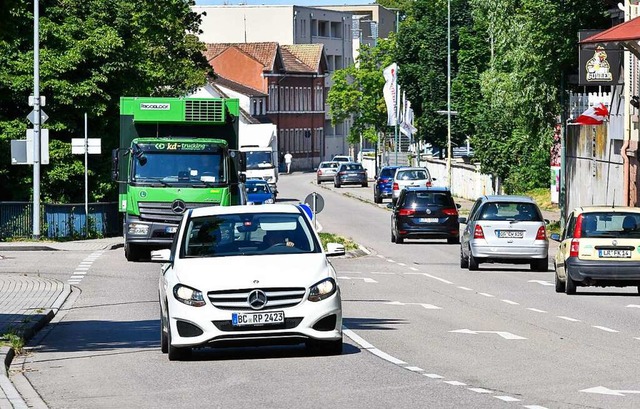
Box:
(194, 0), (375, 5)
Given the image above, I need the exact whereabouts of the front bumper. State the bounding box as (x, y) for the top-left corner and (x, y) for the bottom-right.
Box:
(566, 257), (640, 286)
(125, 220), (177, 248)
(167, 292), (342, 348)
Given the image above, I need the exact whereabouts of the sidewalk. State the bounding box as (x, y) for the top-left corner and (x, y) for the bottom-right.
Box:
(0, 237), (123, 408)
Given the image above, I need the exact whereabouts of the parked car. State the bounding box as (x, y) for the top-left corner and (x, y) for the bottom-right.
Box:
(373, 165), (401, 204)
(334, 162), (368, 188)
(391, 167), (434, 204)
(152, 204), (345, 360)
(245, 179), (275, 205)
(459, 195), (549, 271)
(316, 161), (340, 184)
(551, 206), (640, 294)
(389, 187), (460, 244)
(332, 155), (354, 163)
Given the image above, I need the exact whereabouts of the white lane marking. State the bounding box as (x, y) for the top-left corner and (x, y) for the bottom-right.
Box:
(468, 388), (492, 394)
(501, 299), (519, 305)
(557, 316), (581, 322)
(338, 276), (378, 283)
(580, 386), (640, 396)
(592, 326), (619, 333)
(68, 250), (104, 285)
(385, 301), (442, 310)
(627, 304), (640, 308)
(387, 259), (396, 263)
(342, 328), (406, 365)
(478, 292), (494, 298)
(528, 280), (553, 286)
(371, 272), (395, 275)
(635, 337), (640, 341)
(69, 275), (84, 280)
(409, 267), (418, 271)
(405, 366), (423, 372)
(495, 396), (521, 402)
(406, 272), (453, 285)
(397, 262), (406, 267)
(524, 406), (550, 409)
(376, 255), (385, 259)
(424, 374), (444, 379)
(458, 286), (473, 291)
(450, 329), (527, 340)
(527, 308), (547, 313)
(444, 381), (467, 386)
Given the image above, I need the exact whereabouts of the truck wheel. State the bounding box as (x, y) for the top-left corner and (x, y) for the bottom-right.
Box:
(125, 243), (146, 262)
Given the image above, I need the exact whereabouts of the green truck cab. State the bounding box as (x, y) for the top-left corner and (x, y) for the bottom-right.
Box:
(112, 97), (246, 261)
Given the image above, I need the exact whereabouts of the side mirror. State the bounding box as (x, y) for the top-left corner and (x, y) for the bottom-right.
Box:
(150, 249), (172, 262)
(544, 219), (550, 225)
(386, 203), (394, 209)
(326, 242), (345, 256)
(459, 216), (468, 224)
(550, 233), (561, 242)
(456, 203), (461, 209)
(111, 149), (120, 181)
(239, 173), (247, 183)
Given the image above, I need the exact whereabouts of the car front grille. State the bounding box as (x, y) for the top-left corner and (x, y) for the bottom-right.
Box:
(138, 202), (218, 224)
(208, 287), (306, 311)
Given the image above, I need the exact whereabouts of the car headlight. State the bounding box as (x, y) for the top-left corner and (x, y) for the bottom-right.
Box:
(264, 198), (274, 204)
(308, 278), (337, 302)
(128, 223), (149, 235)
(173, 284), (206, 307)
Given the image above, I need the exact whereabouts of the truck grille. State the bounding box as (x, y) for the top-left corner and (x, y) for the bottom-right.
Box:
(185, 100), (224, 122)
(208, 288), (306, 311)
(138, 202), (218, 224)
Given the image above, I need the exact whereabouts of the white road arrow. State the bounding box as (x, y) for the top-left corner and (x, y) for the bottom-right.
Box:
(449, 329), (527, 340)
(338, 276), (378, 283)
(385, 301), (442, 310)
(528, 280), (553, 286)
(627, 304), (640, 309)
(581, 386), (640, 396)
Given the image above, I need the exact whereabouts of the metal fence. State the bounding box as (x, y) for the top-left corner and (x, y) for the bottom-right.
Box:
(0, 202), (121, 240)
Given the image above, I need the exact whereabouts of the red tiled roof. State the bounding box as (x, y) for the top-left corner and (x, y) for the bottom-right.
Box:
(581, 16), (640, 44)
(203, 42), (278, 70)
(280, 44), (324, 73)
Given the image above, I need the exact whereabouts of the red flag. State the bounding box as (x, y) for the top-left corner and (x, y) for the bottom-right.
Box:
(574, 103), (609, 125)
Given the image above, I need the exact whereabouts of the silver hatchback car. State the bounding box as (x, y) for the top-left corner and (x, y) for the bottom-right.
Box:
(460, 195), (549, 271)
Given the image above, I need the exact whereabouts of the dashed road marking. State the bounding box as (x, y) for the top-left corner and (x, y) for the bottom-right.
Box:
(385, 301), (442, 310)
(67, 250), (104, 285)
(478, 292), (494, 298)
(458, 286), (473, 291)
(501, 299), (519, 305)
(424, 374), (444, 379)
(558, 316), (580, 322)
(527, 308), (547, 313)
(468, 388), (492, 394)
(406, 272), (453, 285)
(592, 325), (619, 333)
(444, 381), (466, 386)
(495, 395), (521, 402)
(338, 276), (378, 283)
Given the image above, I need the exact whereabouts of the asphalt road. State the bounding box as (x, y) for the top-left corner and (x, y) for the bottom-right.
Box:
(6, 173), (640, 409)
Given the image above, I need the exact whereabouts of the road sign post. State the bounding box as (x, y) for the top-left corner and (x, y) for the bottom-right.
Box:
(71, 113), (101, 236)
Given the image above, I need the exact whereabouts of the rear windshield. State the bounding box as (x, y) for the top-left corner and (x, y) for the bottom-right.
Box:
(396, 169), (429, 180)
(342, 164), (363, 171)
(479, 202), (543, 222)
(320, 162), (338, 169)
(380, 168), (396, 178)
(580, 212), (640, 238)
(404, 191), (453, 206)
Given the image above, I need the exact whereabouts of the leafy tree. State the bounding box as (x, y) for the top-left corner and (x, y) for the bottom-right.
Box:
(0, 0), (212, 202)
(327, 36), (397, 145)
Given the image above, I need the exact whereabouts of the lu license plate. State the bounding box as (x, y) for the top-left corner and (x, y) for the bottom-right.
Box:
(598, 249), (631, 258)
(232, 311), (285, 326)
(497, 230), (524, 238)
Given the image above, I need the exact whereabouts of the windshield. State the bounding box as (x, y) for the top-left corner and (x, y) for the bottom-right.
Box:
(181, 212), (321, 257)
(245, 151), (274, 170)
(246, 183), (270, 194)
(132, 151), (225, 184)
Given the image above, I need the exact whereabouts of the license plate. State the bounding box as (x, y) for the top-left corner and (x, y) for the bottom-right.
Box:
(598, 249), (631, 258)
(497, 230), (524, 238)
(418, 218), (438, 223)
(232, 311), (284, 326)
(165, 226), (178, 234)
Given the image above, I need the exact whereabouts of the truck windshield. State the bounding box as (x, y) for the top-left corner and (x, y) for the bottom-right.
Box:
(245, 151), (274, 170)
(132, 152), (225, 184)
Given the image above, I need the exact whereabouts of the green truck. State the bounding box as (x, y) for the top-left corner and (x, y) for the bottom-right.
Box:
(112, 97), (246, 261)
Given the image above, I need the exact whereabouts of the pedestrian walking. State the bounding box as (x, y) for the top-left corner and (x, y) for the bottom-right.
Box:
(284, 151), (293, 174)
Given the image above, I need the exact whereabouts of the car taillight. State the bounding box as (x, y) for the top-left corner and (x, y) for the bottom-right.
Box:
(399, 209), (415, 216)
(442, 208), (458, 216)
(573, 214), (583, 239)
(317, 170), (323, 175)
(339, 171), (347, 175)
(473, 224), (485, 239)
(535, 226), (547, 240)
(426, 180), (432, 187)
(569, 239), (580, 257)
(393, 182), (399, 191)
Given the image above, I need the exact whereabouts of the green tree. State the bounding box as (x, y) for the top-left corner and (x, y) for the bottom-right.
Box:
(0, 0), (211, 202)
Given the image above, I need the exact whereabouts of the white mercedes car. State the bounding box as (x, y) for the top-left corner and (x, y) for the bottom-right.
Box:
(153, 204), (344, 360)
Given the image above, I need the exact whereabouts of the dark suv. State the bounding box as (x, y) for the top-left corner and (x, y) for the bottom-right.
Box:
(373, 166), (400, 203)
(389, 187), (460, 244)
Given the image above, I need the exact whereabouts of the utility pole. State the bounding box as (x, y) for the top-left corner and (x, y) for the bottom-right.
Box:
(446, 0), (452, 188)
(32, 0), (41, 239)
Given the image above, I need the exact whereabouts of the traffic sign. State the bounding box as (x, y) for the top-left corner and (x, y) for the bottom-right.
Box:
(304, 192), (325, 213)
(27, 109), (48, 124)
(71, 138), (101, 154)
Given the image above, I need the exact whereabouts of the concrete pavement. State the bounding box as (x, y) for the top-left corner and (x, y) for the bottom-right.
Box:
(0, 237), (123, 408)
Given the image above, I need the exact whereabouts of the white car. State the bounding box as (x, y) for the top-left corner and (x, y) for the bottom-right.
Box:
(153, 204), (345, 360)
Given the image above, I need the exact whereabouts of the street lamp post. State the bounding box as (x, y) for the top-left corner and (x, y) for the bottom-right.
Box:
(446, 0), (452, 188)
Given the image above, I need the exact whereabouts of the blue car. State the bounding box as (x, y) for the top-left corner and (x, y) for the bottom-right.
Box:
(245, 179), (275, 205)
(373, 166), (401, 204)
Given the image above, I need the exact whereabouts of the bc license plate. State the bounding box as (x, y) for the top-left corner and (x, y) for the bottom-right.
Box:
(232, 311), (284, 326)
(497, 230), (524, 238)
(599, 249), (631, 258)
(165, 226), (178, 234)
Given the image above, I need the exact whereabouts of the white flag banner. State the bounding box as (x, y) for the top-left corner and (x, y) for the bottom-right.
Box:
(383, 63), (398, 126)
(400, 91), (417, 137)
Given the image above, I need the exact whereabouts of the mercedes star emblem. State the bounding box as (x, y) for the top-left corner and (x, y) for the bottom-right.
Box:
(247, 289), (268, 310)
(171, 199), (187, 214)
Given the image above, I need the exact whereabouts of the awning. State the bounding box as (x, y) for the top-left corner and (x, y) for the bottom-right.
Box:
(580, 16), (640, 58)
